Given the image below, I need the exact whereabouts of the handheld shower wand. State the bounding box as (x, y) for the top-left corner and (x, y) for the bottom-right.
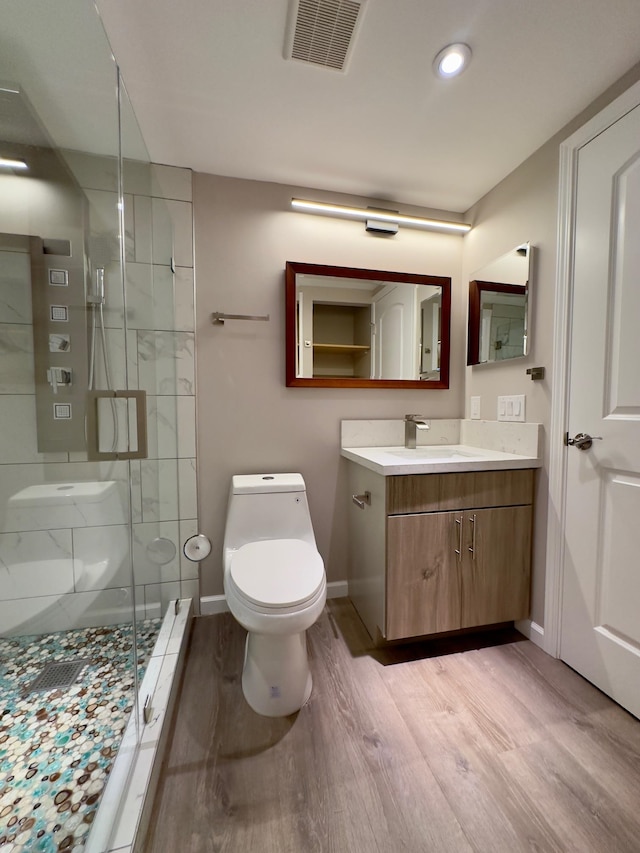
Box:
(87, 260), (117, 451)
(87, 267), (105, 305)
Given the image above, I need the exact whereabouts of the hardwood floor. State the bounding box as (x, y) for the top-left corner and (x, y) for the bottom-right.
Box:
(145, 600), (640, 852)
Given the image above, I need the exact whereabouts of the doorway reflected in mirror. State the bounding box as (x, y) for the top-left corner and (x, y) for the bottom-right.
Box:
(286, 262), (451, 389)
(467, 243), (532, 366)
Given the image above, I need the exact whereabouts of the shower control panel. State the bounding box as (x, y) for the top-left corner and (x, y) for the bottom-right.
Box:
(46, 367), (73, 393)
(49, 333), (71, 352)
(30, 235), (88, 453)
(49, 268), (69, 286)
(49, 304), (69, 322)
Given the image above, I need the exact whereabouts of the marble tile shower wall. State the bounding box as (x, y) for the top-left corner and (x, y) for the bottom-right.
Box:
(489, 303), (526, 361)
(0, 161), (198, 635)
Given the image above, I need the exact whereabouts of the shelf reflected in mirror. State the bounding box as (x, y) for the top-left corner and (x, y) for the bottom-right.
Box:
(467, 243), (533, 366)
(285, 262), (451, 389)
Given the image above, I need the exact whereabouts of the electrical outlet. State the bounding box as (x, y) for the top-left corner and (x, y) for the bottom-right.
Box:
(497, 394), (526, 422)
(470, 396), (481, 420)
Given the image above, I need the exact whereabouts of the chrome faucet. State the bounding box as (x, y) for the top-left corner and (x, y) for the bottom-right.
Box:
(404, 414), (430, 449)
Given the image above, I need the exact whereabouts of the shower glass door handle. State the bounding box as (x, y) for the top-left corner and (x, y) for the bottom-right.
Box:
(86, 389), (148, 460)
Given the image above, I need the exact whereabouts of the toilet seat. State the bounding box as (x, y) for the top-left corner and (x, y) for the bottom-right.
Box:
(228, 538), (324, 609)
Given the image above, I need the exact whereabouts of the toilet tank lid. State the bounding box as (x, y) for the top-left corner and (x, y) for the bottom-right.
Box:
(231, 473), (306, 494)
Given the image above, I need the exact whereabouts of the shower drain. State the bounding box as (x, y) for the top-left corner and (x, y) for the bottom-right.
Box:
(26, 658), (92, 694)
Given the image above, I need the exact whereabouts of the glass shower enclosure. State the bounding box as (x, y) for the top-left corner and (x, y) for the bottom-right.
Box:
(1, 3), (194, 850)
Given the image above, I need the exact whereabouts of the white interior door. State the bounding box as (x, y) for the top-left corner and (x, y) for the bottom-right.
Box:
(373, 285), (417, 379)
(561, 102), (640, 719)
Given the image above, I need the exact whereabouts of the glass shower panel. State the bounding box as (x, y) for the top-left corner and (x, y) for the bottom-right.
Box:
(0, 2), (142, 849)
(117, 78), (184, 693)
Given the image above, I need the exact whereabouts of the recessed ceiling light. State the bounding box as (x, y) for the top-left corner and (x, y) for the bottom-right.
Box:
(433, 43), (472, 79)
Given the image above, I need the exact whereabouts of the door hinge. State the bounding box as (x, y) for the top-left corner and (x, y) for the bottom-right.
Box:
(143, 693), (153, 725)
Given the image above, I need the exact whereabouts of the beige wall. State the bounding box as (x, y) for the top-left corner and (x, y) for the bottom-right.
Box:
(193, 177), (466, 596)
(193, 62), (640, 614)
(463, 144), (558, 627)
(463, 62), (640, 627)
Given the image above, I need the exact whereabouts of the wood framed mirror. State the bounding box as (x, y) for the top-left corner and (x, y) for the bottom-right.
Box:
(285, 262), (451, 389)
(467, 243), (532, 365)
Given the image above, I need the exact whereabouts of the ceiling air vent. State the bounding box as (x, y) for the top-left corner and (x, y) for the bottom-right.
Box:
(284, 0), (367, 72)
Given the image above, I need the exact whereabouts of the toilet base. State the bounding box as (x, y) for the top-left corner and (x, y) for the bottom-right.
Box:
(241, 630), (312, 717)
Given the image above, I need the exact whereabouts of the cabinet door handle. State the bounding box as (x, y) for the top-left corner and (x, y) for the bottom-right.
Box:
(468, 513), (477, 561)
(352, 491), (371, 509)
(454, 515), (463, 560)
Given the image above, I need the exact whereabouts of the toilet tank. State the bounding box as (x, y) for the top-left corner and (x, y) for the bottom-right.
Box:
(223, 473), (317, 554)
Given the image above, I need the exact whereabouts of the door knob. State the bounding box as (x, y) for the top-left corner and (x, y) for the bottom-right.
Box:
(565, 432), (603, 451)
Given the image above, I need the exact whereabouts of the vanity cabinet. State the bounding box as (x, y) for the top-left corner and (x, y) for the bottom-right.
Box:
(346, 466), (534, 642)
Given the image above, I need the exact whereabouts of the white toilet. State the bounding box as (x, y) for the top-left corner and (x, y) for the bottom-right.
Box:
(223, 473), (326, 717)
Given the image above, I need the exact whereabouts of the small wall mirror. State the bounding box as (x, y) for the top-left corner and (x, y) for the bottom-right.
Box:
(285, 262), (451, 388)
(467, 243), (532, 365)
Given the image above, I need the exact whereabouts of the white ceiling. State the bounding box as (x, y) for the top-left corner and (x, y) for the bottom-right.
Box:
(95, 0), (640, 213)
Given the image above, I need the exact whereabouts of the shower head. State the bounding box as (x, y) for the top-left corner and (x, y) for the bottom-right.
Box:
(88, 234), (115, 268)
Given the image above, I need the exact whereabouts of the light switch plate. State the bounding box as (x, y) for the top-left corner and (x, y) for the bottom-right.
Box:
(470, 396), (481, 420)
(497, 394), (526, 422)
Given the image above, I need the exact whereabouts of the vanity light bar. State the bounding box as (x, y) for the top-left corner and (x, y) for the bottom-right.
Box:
(291, 198), (470, 234)
(0, 156), (28, 170)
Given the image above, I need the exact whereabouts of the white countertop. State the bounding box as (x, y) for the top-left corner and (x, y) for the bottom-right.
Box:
(341, 444), (542, 476)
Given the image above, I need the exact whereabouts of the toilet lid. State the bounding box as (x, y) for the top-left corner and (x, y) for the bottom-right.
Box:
(229, 539), (324, 608)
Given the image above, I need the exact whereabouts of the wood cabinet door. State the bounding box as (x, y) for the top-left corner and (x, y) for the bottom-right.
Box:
(386, 511), (461, 640)
(460, 505), (532, 628)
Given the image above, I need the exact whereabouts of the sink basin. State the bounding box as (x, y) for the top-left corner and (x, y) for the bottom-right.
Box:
(387, 447), (477, 460)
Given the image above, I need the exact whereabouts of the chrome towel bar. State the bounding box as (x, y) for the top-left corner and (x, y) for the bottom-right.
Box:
(211, 312), (270, 324)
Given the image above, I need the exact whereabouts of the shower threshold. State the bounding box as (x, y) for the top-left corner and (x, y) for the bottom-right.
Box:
(85, 598), (193, 853)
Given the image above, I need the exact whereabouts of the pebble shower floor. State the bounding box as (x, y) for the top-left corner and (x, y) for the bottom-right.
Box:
(0, 620), (160, 851)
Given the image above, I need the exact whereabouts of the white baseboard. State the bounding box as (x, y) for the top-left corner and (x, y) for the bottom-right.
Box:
(200, 595), (228, 615)
(514, 618), (545, 648)
(200, 590), (545, 654)
(326, 580), (349, 599)
(200, 580), (349, 616)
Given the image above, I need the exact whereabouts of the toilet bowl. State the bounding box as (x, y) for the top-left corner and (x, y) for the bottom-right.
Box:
(223, 473), (326, 717)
